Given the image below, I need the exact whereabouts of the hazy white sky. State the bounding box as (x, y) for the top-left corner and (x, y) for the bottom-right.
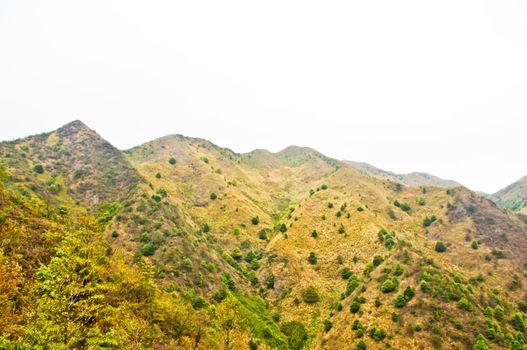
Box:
(1, 1), (526, 193)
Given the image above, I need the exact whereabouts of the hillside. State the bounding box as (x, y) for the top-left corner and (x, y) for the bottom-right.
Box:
(492, 175), (527, 214)
(1, 121), (527, 350)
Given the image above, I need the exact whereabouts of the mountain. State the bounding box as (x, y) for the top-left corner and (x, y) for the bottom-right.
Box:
(1, 121), (527, 350)
(345, 160), (462, 189)
(492, 175), (527, 214)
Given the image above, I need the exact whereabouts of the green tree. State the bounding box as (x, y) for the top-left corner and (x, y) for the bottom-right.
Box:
(279, 224), (287, 233)
(435, 241), (447, 253)
(281, 321), (308, 350)
(473, 334), (491, 350)
(168, 157), (176, 165)
(34, 164), (44, 174)
(210, 192), (217, 200)
(251, 216), (260, 225)
(302, 285), (320, 304)
(308, 252), (317, 265)
(356, 339), (367, 350)
(311, 230), (318, 238)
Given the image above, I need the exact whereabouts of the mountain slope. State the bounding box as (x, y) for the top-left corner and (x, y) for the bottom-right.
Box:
(2, 121), (527, 350)
(346, 160), (462, 189)
(492, 175), (527, 214)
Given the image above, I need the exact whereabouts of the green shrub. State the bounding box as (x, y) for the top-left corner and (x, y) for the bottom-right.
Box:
(34, 164), (44, 174)
(338, 224), (346, 234)
(258, 230), (267, 240)
(381, 278), (398, 293)
(473, 334), (491, 350)
(210, 192), (217, 200)
(302, 285), (320, 304)
(279, 224), (287, 233)
(356, 340), (367, 350)
(281, 321), (308, 350)
(111, 230), (119, 238)
(400, 203), (411, 212)
(369, 328), (386, 341)
(423, 215), (437, 227)
(341, 267), (353, 280)
(372, 255), (384, 267)
(435, 241), (447, 253)
(471, 241), (479, 249)
(251, 216), (260, 225)
(140, 243), (157, 256)
(393, 264), (404, 276)
(350, 300), (361, 313)
(323, 319), (332, 332)
(155, 172), (161, 179)
(168, 157), (176, 165)
(328, 202), (334, 208)
(202, 223), (210, 233)
(321, 184), (328, 190)
(311, 230), (318, 238)
(308, 252), (317, 265)
(265, 274), (275, 289)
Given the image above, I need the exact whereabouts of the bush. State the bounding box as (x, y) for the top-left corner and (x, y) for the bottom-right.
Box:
(369, 328), (386, 341)
(155, 172), (161, 179)
(471, 241), (479, 249)
(327, 202), (334, 208)
(279, 224), (287, 233)
(308, 252), (317, 265)
(202, 223), (210, 233)
(281, 321), (308, 350)
(356, 340), (367, 350)
(141, 243), (157, 256)
(393, 264), (404, 276)
(423, 215), (437, 227)
(251, 216), (260, 225)
(381, 278), (398, 293)
(265, 274), (275, 289)
(372, 255), (384, 267)
(341, 267), (353, 280)
(323, 319), (332, 332)
(394, 294), (407, 308)
(168, 157), (176, 165)
(473, 334), (491, 350)
(111, 230), (119, 238)
(258, 230), (267, 240)
(338, 224), (346, 234)
(435, 241), (447, 253)
(321, 184), (328, 190)
(400, 203), (411, 212)
(210, 192), (217, 200)
(350, 300), (361, 313)
(311, 230), (318, 238)
(302, 285), (320, 304)
(34, 164), (44, 174)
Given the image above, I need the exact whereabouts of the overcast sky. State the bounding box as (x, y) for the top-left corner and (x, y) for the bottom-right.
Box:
(1, 1), (526, 193)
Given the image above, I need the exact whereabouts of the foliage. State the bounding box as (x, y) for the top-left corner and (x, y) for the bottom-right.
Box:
(281, 321), (308, 350)
(168, 157), (176, 165)
(302, 285), (320, 304)
(435, 241), (447, 253)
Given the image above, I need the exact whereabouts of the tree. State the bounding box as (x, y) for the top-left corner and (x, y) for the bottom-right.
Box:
(311, 230), (318, 238)
(155, 172), (161, 179)
(320, 184), (328, 190)
(251, 216), (259, 225)
(34, 164), (44, 174)
(327, 202), (334, 208)
(381, 278), (398, 293)
(350, 300), (361, 313)
(372, 255), (384, 267)
(168, 157), (176, 165)
(302, 285), (320, 304)
(210, 192), (217, 200)
(400, 203), (411, 212)
(265, 274), (275, 289)
(258, 230), (267, 240)
(473, 334), (491, 350)
(281, 321), (308, 350)
(356, 339), (367, 350)
(341, 267), (353, 280)
(141, 243), (157, 256)
(338, 223), (346, 234)
(435, 241), (447, 253)
(471, 241), (479, 250)
(323, 319), (332, 332)
(308, 252), (317, 265)
(279, 223), (287, 233)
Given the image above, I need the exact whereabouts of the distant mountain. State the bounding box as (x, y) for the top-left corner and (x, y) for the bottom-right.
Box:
(345, 160), (462, 188)
(492, 175), (527, 214)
